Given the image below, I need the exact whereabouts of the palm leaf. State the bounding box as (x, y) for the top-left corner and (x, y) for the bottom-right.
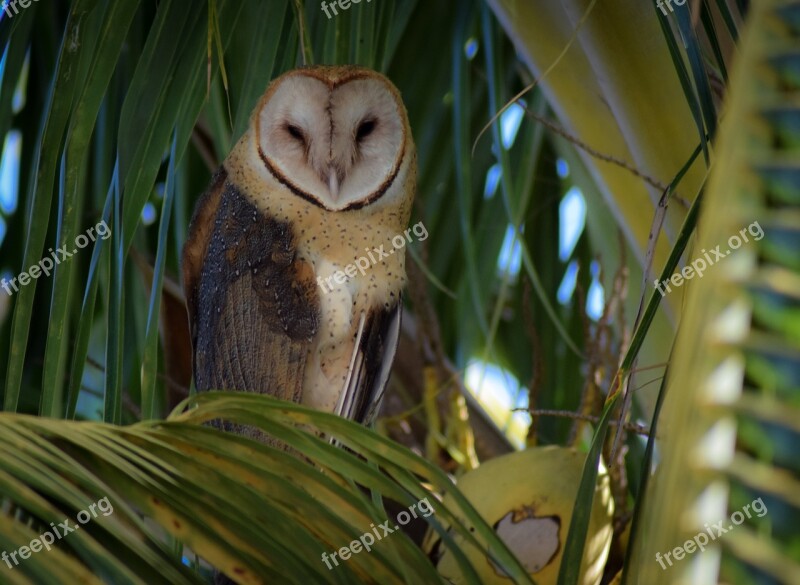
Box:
(634, 2), (800, 583)
(0, 393), (533, 584)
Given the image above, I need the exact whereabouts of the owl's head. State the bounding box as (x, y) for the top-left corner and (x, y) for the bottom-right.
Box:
(255, 66), (413, 211)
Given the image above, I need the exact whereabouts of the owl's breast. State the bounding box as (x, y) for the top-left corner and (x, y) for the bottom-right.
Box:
(303, 218), (404, 294)
(227, 158), (407, 346)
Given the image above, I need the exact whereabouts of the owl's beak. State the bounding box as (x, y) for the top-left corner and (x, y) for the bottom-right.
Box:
(326, 166), (340, 201)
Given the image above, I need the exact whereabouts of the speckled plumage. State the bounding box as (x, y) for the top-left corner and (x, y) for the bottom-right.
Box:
(183, 66), (416, 429)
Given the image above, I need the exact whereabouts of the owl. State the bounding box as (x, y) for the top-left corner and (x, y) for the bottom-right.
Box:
(182, 66), (416, 438)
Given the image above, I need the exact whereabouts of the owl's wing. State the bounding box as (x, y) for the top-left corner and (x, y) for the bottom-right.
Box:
(183, 169), (226, 331)
(336, 299), (402, 425)
(182, 169), (319, 407)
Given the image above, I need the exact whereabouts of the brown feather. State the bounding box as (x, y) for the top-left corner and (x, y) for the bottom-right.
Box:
(183, 172), (319, 442)
(183, 168), (226, 331)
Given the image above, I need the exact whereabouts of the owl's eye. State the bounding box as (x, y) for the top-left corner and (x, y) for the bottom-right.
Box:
(356, 119), (377, 142)
(286, 124), (306, 143)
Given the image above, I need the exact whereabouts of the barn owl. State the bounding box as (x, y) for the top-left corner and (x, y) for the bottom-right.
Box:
(182, 66), (416, 439)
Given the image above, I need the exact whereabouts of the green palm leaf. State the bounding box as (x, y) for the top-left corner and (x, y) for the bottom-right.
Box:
(0, 393), (534, 584)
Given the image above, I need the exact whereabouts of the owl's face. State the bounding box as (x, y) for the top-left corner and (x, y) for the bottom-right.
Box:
(255, 67), (409, 211)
